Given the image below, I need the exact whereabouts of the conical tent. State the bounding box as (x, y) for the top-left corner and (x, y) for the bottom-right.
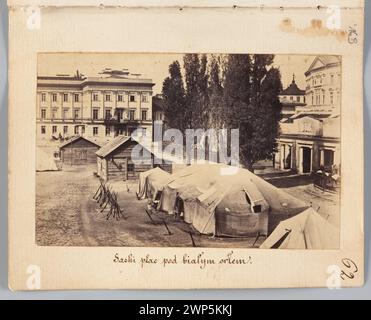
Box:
(192, 180), (270, 237)
(142, 165), (197, 204)
(137, 167), (166, 200)
(36, 147), (59, 172)
(159, 166), (221, 214)
(139, 163), (310, 238)
(178, 185), (204, 224)
(260, 208), (339, 249)
(146, 168), (172, 202)
(222, 167), (309, 234)
(157, 164), (218, 213)
(192, 186), (224, 235)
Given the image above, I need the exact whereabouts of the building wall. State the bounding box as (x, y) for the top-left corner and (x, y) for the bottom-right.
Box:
(60, 138), (100, 166)
(305, 63), (341, 113)
(276, 57), (341, 175)
(97, 157), (108, 181)
(279, 94), (306, 104)
(98, 140), (154, 181)
(276, 137), (340, 174)
(37, 76), (154, 143)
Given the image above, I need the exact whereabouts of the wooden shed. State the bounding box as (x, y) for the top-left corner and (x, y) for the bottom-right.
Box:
(60, 136), (101, 166)
(96, 135), (172, 181)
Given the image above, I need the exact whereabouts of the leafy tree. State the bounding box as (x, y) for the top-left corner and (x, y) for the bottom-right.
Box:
(208, 55), (224, 129)
(255, 67), (283, 159)
(223, 54), (282, 171)
(162, 61), (186, 132)
(162, 54), (282, 171)
(223, 54), (253, 168)
(183, 54), (209, 129)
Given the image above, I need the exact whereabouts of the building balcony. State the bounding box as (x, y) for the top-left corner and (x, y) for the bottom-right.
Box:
(36, 117), (153, 126)
(104, 117), (152, 126)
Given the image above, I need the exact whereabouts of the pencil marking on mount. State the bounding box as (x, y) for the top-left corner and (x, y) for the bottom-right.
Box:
(348, 25), (358, 44)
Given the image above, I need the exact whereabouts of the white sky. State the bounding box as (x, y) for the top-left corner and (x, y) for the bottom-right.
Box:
(38, 53), (315, 95)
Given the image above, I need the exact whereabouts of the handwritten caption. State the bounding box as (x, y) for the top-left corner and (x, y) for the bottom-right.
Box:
(113, 251), (253, 269)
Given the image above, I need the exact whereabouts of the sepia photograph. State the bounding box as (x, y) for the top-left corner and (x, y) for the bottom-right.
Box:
(35, 53), (341, 249)
(7, 0), (366, 292)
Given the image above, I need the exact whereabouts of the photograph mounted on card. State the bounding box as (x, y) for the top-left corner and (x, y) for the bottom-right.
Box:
(8, 0), (365, 290)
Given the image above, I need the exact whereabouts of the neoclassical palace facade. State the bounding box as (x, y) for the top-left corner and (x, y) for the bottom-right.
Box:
(276, 56), (341, 174)
(36, 69), (155, 142)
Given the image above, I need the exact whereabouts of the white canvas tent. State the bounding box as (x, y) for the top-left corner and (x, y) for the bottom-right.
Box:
(36, 147), (59, 172)
(178, 185), (204, 224)
(137, 167), (167, 200)
(158, 165), (222, 215)
(192, 180), (270, 236)
(138, 163), (310, 238)
(260, 208), (339, 249)
(146, 168), (172, 202)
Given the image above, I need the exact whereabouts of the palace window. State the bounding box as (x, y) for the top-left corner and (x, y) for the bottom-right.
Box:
(63, 93), (68, 102)
(63, 109), (69, 119)
(290, 96), (293, 101)
(118, 94), (123, 102)
(52, 126), (57, 134)
(105, 127), (110, 136)
(127, 163), (134, 172)
(41, 126), (46, 134)
(296, 97), (300, 102)
(130, 94), (136, 102)
(52, 93), (58, 102)
(93, 127), (99, 136)
(74, 126), (79, 135)
(117, 109), (124, 120)
(81, 126), (85, 134)
(129, 110), (135, 120)
(141, 110), (147, 121)
(41, 109), (46, 119)
(105, 109), (112, 120)
(93, 109), (99, 120)
(74, 109), (80, 119)
(105, 94), (111, 102)
(41, 93), (46, 102)
(330, 92), (334, 105)
(63, 126), (68, 134)
(52, 109), (57, 119)
(74, 94), (80, 103)
(141, 94), (148, 103)
(93, 93), (99, 102)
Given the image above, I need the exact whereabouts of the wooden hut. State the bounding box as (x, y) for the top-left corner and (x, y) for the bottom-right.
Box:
(60, 136), (101, 166)
(96, 135), (172, 181)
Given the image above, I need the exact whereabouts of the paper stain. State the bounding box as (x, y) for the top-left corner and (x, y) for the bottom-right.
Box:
(280, 18), (347, 42)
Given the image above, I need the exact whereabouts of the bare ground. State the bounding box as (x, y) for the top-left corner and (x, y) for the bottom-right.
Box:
(36, 165), (263, 247)
(36, 165), (339, 247)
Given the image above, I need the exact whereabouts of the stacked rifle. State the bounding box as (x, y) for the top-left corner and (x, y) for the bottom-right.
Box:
(93, 179), (127, 221)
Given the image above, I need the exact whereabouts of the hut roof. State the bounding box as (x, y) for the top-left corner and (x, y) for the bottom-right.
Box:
(59, 136), (103, 149)
(95, 135), (132, 158)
